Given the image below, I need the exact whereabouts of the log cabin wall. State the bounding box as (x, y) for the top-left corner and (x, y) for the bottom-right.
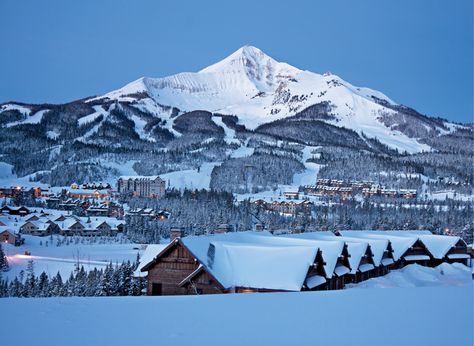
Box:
(146, 242), (200, 296)
(405, 239), (430, 257)
(183, 270), (225, 295)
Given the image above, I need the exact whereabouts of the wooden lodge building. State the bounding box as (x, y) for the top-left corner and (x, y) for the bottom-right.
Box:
(140, 229), (471, 296)
(18, 214), (125, 237)
(0, 228), (23, 246)
(0, 206), (31, 216)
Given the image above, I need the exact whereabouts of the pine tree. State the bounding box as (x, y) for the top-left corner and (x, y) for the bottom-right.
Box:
(0, 244), (9, 272)
(38, 272), (50, 297)
(24, 260), (37, 297)
(99, 263), (114, 296)
(8, 277), (23, 297)
(49, 272), (64, 296)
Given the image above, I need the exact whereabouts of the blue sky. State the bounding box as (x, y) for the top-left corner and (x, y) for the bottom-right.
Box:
(0, 0), (472, 123)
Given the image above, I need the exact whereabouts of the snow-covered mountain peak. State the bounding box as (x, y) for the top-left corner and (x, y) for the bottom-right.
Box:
(80, 46), (464, 154)
(200, 45), (296, 72)
(198, 45), (300, 91)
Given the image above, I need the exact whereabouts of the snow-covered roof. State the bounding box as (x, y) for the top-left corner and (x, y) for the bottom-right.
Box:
(283, 232), (375, 272)
(179, 231), (321, 291)
(340, 231), (419, 261)
(305, 275), (326, 289)
(345, 242), (369, 274)
(278, 233), (345, 278)
(28, 220), (52, 231)
(404, 255), (431, 261)
(338, 235), (389, 266)
(416, 235), (461, 259)
(0, 216), (22, 229)
(334, 265), (350, 277)
(446, 254), (470, 260)
(70, 216), (123, 230)
(359, 263), (375, 273)
(0, 226), (16, 235)
(68, 189), (107, 194)
(345, 231), (462, 260)
(58, 218), (83, 230)
(381, 258), (394, 266)
(134, 244), (168, 277)
(208, 241), (318, 291)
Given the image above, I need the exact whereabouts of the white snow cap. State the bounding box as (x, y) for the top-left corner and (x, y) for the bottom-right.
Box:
(199, 45), (300, 92)
(85, 45), (454, 153)
(181, 231), (321, 291)
(340, 230), (464, 261)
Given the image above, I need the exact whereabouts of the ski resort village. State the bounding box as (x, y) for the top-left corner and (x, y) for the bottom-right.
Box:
(0, 2), (473, 344)
(0, 169), (472, 344)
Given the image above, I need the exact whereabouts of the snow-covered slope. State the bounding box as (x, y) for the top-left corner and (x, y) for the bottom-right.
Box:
(1, 281), (472, 346)
(0, 45), (469, 190)
(91, 45), (455, 153)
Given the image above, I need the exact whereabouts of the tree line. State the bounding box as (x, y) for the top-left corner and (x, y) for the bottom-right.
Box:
(0, 257), (144, 298)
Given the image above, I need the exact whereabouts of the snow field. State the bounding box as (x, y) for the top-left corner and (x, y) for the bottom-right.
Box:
(0, 284), (471, 346)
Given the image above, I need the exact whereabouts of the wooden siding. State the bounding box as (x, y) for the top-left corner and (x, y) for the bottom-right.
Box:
(146, 242), (200, 296)
(183, 270), (225, 295)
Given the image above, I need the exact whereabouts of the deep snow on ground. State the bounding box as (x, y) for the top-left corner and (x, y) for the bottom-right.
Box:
(0, 284), (472, 346)
(2, 235), (143, 280)
(349, 262), (472, 289)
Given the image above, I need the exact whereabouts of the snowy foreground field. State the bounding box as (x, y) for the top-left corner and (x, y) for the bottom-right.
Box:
(0, 285), (472, 346)
(1, 264), (473, 346)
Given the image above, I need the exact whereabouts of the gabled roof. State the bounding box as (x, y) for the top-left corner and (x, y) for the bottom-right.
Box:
(379, 232), (462, 259)
(340, 231), (418, 261)
(343, 231), (462, 260)
(278, 233), (345, 278)
(301, 231), (389, 270)
(59, 218), (84, 230)
(344, 241), (369, 274)
(80, 216), (125, 229)
(27, 220), (52, 231)
(134, 244), (168, 276)
(280, 232), (373, 273)
(206, 241), (318, 291)
(0, 216), (21, 229)
(0, 226), (16, 235)
(142, 232), (322, 291)
(340, 236), (389, 266)
(141, 239), (181, 272)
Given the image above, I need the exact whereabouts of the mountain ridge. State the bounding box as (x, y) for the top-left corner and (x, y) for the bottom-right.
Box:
(0, 46), (472, 191)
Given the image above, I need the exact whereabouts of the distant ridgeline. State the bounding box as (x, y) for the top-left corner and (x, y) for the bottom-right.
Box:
(0, 46), (470, 196)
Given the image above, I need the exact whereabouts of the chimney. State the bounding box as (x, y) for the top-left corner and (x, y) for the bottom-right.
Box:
(170, 227), (183, 241)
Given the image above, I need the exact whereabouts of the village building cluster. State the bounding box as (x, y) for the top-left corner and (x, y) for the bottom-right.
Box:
(65, 181), (115, 200)
(138, 229), (471, 296)
(0, 205), (125, 243)
(0, 186), (50, 199)
(303, 179), (417, 199)
(45, 197), (123, 217)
